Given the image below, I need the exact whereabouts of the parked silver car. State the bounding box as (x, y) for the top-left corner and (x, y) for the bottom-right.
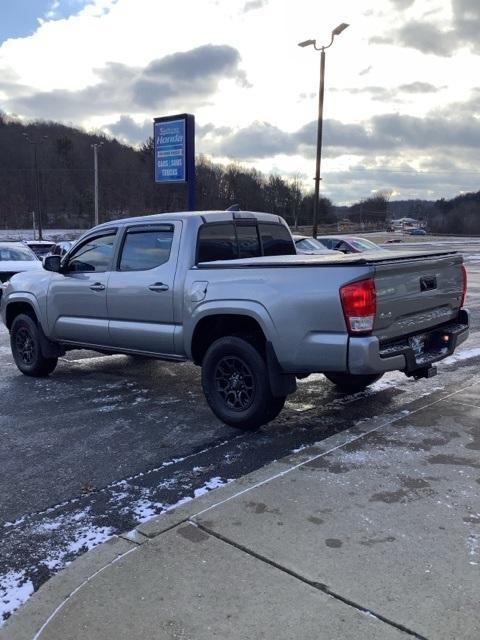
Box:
(293, 235), (341, 255)
(316, 236), (384, 253)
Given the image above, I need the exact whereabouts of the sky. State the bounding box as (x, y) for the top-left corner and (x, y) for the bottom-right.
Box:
(0, 0), (479, 204)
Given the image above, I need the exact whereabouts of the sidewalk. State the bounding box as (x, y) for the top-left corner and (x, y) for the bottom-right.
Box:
(2, 378), (480, 640)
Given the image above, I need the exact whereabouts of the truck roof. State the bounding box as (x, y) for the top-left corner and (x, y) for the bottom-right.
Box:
(93, 210), (283, 231)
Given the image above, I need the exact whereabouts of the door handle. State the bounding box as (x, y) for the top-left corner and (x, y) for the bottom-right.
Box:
(148, 282), (169, 292)
(90, 282), (105, 291)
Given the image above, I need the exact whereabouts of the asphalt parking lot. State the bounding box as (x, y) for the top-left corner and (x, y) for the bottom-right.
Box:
(1, 236), (480, 624)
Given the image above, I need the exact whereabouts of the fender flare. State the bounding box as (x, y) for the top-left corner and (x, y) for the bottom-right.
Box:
(185, 300), (279, 361)
(6, 293), (65, 358)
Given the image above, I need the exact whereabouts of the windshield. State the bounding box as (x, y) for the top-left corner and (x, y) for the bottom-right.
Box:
(350, 238), (382, 251)
(296, 238), (329, 251)
(0, 245), (38, 261)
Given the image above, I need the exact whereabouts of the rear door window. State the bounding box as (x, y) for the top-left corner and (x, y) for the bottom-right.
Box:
(119, 228), (174, 271)
(197, 223), (238, 262)
(259, 224), (295, 256)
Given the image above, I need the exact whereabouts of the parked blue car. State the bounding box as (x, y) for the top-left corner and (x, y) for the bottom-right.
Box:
(409, 228), (427, 236)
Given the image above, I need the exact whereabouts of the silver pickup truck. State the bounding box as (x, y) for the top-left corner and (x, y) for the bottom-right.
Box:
(0, 210), (469, 429)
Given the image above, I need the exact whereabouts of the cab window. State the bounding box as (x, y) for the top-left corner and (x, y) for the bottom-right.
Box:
(67, 233), (116, 272)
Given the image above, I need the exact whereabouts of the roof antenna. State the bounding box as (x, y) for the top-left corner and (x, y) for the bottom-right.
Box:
(226, 204), (240, 211)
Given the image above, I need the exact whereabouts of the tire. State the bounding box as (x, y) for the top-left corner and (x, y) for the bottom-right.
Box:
(11, 314), (58, 377)
(201, 336), (286, 429)
(324, 372), (383, 393)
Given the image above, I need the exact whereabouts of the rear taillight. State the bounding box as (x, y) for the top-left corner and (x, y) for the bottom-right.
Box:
(461, 264), (467, 307)
(340, 278), (376, 334)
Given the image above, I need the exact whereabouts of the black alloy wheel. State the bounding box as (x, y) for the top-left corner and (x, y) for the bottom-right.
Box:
(15, 326), (36, 366)
(201, 336), (286, 429)
(214, 355), (255, 412)
(10, 314), (58, 377)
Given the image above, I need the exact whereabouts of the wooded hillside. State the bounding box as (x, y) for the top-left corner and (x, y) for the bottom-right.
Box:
(0, 114), (332, 230)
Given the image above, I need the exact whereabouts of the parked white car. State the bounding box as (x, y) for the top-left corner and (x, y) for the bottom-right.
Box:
(0, 242), (43, 299)
(0, 242), (43, 281)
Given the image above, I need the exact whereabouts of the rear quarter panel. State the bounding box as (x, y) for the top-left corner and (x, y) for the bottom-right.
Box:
(184, 264), (371, 372)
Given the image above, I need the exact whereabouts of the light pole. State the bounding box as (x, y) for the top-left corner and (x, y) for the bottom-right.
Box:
(298, 22), (349, 237)
(91, 142), (104, 226)
(22, 133), (47, 241)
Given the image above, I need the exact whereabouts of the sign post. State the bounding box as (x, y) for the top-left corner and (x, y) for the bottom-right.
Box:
(154, 113), (196, 210)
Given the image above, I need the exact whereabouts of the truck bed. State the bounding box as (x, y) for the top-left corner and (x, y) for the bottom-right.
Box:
(197, 249), (465, 346)
(197, 249), (458, 268)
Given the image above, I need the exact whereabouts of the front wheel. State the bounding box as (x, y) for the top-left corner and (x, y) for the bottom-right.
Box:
(201, 336), (285, 429)
(324, 372), (383, 393)
(11, 314), (58, 377)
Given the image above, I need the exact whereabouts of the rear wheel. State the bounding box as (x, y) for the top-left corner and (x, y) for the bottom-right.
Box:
(324, 372), (383, 393)
(11, 314), (58, 377)
(201, 336), (285, 429)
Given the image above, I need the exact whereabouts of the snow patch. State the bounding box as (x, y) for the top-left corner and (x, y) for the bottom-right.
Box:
(0, 570), (34, 622)
(442, 347), (480, 366)
(129, 498), (165, 524)
(467, 533), (480, 559)
(285, 401), (316, 412)
(193, 476), (228, 498)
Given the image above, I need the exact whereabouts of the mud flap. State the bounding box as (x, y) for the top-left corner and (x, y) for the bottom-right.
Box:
(38, 323), (66, 358)
(266, 342), (297, 397)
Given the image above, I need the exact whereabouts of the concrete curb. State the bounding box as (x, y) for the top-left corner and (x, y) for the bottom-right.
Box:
(0, 537), (135, 640)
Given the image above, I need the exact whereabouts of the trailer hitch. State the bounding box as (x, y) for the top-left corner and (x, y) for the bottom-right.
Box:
(408, 365), (438, 381)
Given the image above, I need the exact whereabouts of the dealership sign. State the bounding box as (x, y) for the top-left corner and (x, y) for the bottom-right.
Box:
(153, 113), (196, 209)
(154, 114), (194, 183)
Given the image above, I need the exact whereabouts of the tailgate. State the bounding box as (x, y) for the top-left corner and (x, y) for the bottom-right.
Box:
(373, 252), (464, 342)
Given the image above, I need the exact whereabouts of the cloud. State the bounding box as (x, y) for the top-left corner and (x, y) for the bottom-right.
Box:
(6, 44), (248, 119)
(392, 21), (457, 56)
(372, 0), (480, 57)
(388, 0), (415, 8)
(242, 0), (268, 12)
(398, 81), (443, 93)
(331, 82), (443, 102)
(359, 65), (373, 76)
(198, 105), (480, 164)
(216, 121), (296, 159)
(452, 0), (480, 48)
(103, 115), (152, 143)
(323, 159), (480, 204)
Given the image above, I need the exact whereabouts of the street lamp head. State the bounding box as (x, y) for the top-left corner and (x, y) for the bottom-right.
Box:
(298, 39), (315, 48)
(332, 22), (349, 37)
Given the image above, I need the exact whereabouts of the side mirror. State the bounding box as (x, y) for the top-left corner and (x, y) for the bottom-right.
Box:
(43, 255), (62, 272)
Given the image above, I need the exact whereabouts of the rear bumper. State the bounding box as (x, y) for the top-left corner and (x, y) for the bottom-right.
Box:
(348, 310), (469, 375)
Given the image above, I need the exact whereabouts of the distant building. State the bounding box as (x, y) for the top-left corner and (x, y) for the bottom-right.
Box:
(392, 217), (421, 230)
